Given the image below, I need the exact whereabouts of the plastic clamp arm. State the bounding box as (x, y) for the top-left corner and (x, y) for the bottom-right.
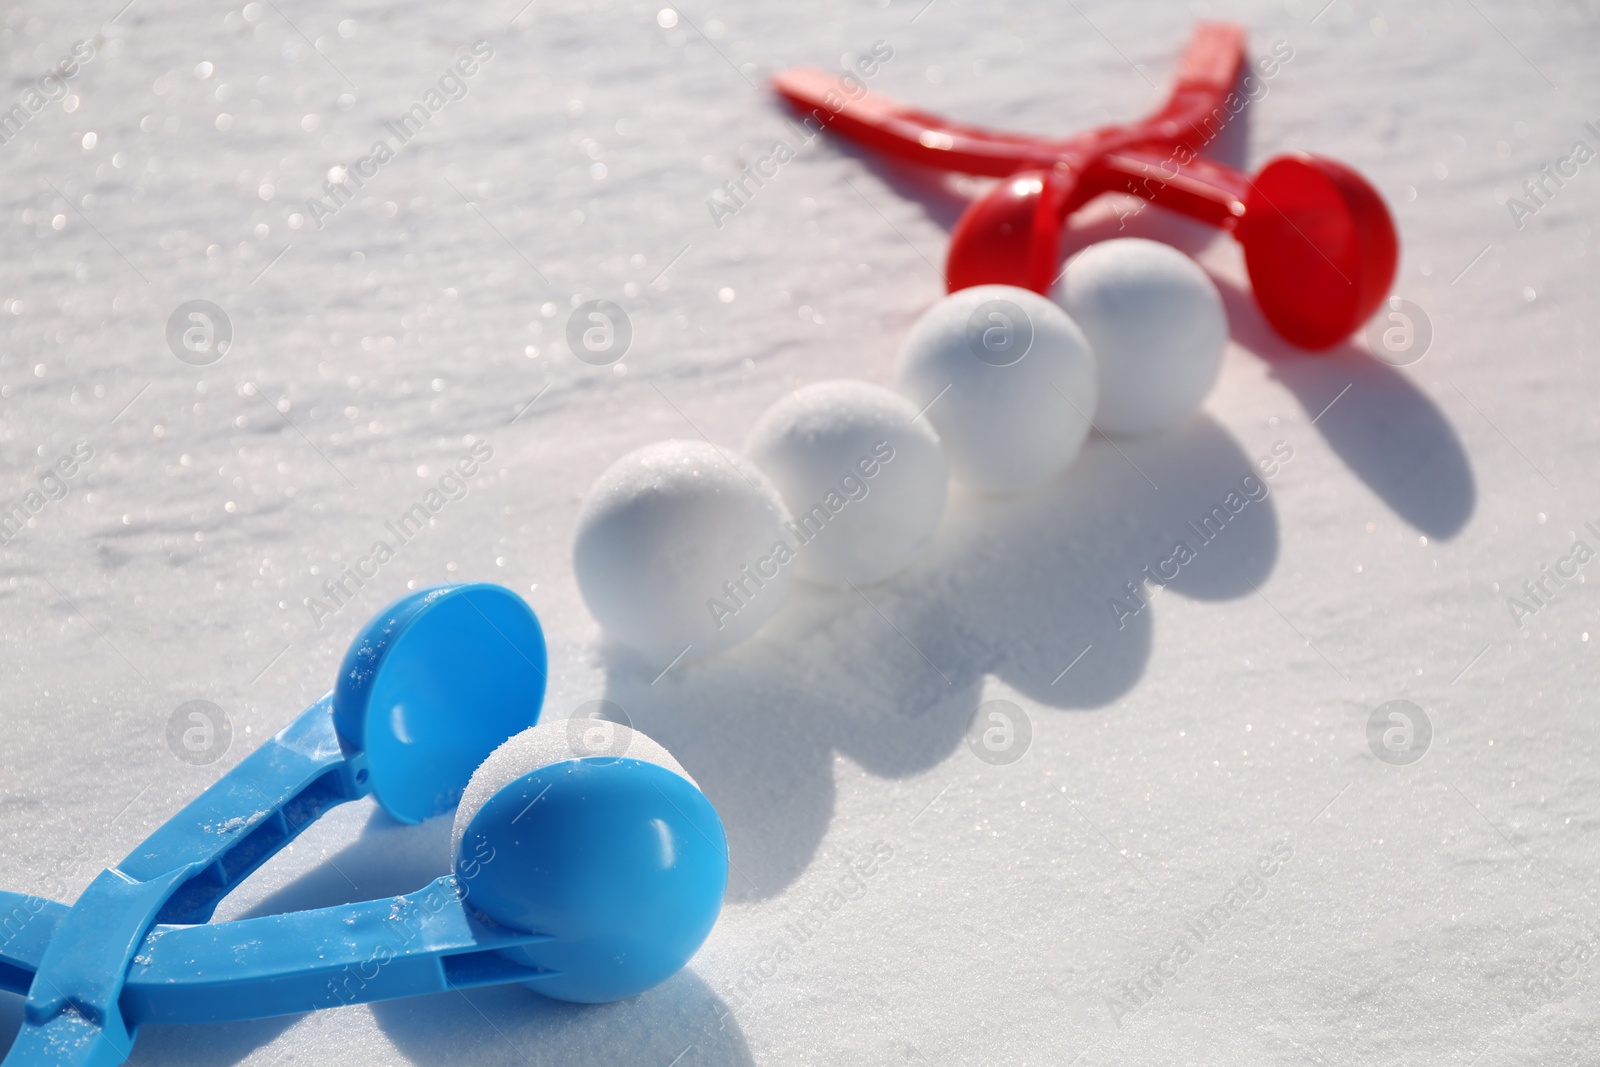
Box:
(119, 693), (369, 926)
(121, 877), (553, 1026)
(771, 67), (1067, 176)
(771, 22), (1247, 177)
(1172, 21), (1247, 95)
(1131, 22), (1248, 154)
(0, 892), (69, 996)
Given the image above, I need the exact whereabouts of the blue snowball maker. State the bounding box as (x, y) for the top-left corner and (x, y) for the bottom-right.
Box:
(0, 584), (727, 1067)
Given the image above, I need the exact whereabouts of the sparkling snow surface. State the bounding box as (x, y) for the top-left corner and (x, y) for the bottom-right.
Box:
(2, 0), (1598, 1064)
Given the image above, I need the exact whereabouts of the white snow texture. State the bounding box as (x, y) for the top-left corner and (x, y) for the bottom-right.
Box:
(0, 1), (1596, 1065)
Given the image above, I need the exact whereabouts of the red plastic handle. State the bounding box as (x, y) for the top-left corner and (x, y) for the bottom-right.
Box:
(771, 22), (1246, 177)
(772, 65), (1071, 176)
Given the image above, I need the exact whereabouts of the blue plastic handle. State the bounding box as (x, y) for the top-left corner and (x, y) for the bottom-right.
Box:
(0, 893), (63, 997)
(131, 694), (361, 927)
(0, 759), (729, 1026)
(121, 876), (553, 1024)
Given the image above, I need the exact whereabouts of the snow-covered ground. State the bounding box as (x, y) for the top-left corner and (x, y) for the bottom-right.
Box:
(2, 0), (1598, 1063)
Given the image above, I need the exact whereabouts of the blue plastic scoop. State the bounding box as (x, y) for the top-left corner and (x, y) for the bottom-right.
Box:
(0, 583), (729, 1066)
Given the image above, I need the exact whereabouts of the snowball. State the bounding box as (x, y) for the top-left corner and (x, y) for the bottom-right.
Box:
(453, 719), (695, 857)
(895, 284), (1097, 492)
(573, 439), (793, 663)
(744, 380), (948, 587)
(1052, 238), (1227, 437)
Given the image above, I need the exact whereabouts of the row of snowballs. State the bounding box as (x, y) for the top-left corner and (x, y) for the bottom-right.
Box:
(574, 238), (1228, 664)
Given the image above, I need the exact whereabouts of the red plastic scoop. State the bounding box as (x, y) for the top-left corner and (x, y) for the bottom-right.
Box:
(773, 23), (1398, 351)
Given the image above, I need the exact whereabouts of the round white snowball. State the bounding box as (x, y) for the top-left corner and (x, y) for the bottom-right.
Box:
(573, 439), (793, 663)
(744, 380), (948, 587)
(1052, 238), (1227, 437)
(895, 284), (1097, 493)
(453, 720), (694, 856)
